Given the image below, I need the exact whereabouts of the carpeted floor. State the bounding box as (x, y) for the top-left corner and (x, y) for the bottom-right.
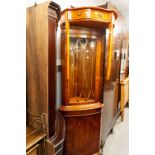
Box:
(102, 108), (129, 155)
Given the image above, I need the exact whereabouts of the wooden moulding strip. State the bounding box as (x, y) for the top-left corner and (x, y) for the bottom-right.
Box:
(95, 38), (101, 100)
(66, 12), (70, 80)
(120, 83), (125, 119)
(106, 14), (114, 80)
(26, 144), (39, 154)
(26, 130), (45, 150)
(59, 102), (104, 111)
(65, 11), (70, 103)
(59, 102), (104, 117)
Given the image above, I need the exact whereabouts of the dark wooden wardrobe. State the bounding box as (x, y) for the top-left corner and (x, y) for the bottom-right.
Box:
(26, 1), (65, 155)
(99, 2), (129, 148)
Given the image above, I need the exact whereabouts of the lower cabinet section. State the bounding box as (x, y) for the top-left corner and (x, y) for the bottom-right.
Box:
(59, 103), (103, 155)
(64, 113), (101, 155)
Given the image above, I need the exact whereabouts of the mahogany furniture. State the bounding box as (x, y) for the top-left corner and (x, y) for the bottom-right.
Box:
(99, 2), (129, 148)
(59, 6), (117, 155)
(26, 2), (64, 155)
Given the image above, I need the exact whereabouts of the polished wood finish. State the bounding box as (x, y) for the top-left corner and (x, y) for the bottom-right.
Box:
(26, 1), (63, 155)
(59, 6), (117, 155)
(106, 16), (114, 80)
(27, 145), (39, 155)
(91, 10), (111, 22)
(68, 9), (91, 20)
(48, 1), (61, 138)
(120, 77), (129, 121)
(46, 111), (65, 155)
(65, 11), (70, 104)
(63, 112), (101, 155)
(95, 38), (102, 100)
(61, 7), (117, 20)
(26, 127), (45, 150)
(26, 0), (60, 135)
(59, 102), (103, 112)
(26, 1), (49, 129)
(99, 2), (129, 147)
(60, 28), (107, 106)
(26, 127), (45, 155)
(60, 7), (117, 29)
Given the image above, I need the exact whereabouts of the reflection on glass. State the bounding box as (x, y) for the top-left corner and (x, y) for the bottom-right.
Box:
(69, 37), (97, 103)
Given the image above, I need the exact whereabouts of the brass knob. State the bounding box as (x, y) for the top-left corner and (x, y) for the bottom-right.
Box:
(99, 13), (103, 18)
(77, 12), (82, 16)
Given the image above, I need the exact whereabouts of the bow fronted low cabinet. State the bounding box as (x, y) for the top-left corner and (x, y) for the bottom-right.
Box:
(59, 7), (117, 155)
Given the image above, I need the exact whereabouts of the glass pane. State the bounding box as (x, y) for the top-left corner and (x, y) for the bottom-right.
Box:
(69, 37), (97, 103)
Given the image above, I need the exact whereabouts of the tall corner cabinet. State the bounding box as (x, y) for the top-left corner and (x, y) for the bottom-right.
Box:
(58, 6), (117, 155)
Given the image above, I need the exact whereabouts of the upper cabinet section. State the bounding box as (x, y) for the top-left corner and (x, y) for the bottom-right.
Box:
(60, 7), (117, 29)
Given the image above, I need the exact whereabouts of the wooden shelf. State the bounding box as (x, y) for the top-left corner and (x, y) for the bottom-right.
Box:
(59, 102), (103, 111)
(26, 127), (46, 150)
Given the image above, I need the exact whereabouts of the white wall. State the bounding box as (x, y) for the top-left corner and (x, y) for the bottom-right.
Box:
(26, 0), (107, 9)
(122, 10), (129, 29)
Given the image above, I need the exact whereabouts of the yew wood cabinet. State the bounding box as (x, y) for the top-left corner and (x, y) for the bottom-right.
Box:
(59, 7), (117, 155)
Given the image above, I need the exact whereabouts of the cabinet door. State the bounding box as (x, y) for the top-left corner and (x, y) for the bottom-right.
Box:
(68, 37), (97, 103)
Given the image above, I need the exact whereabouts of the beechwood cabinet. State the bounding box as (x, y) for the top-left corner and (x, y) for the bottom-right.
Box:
(26, 2), (65, 155)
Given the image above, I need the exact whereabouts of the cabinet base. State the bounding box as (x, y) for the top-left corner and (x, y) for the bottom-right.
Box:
(59, 103), (103, 155)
